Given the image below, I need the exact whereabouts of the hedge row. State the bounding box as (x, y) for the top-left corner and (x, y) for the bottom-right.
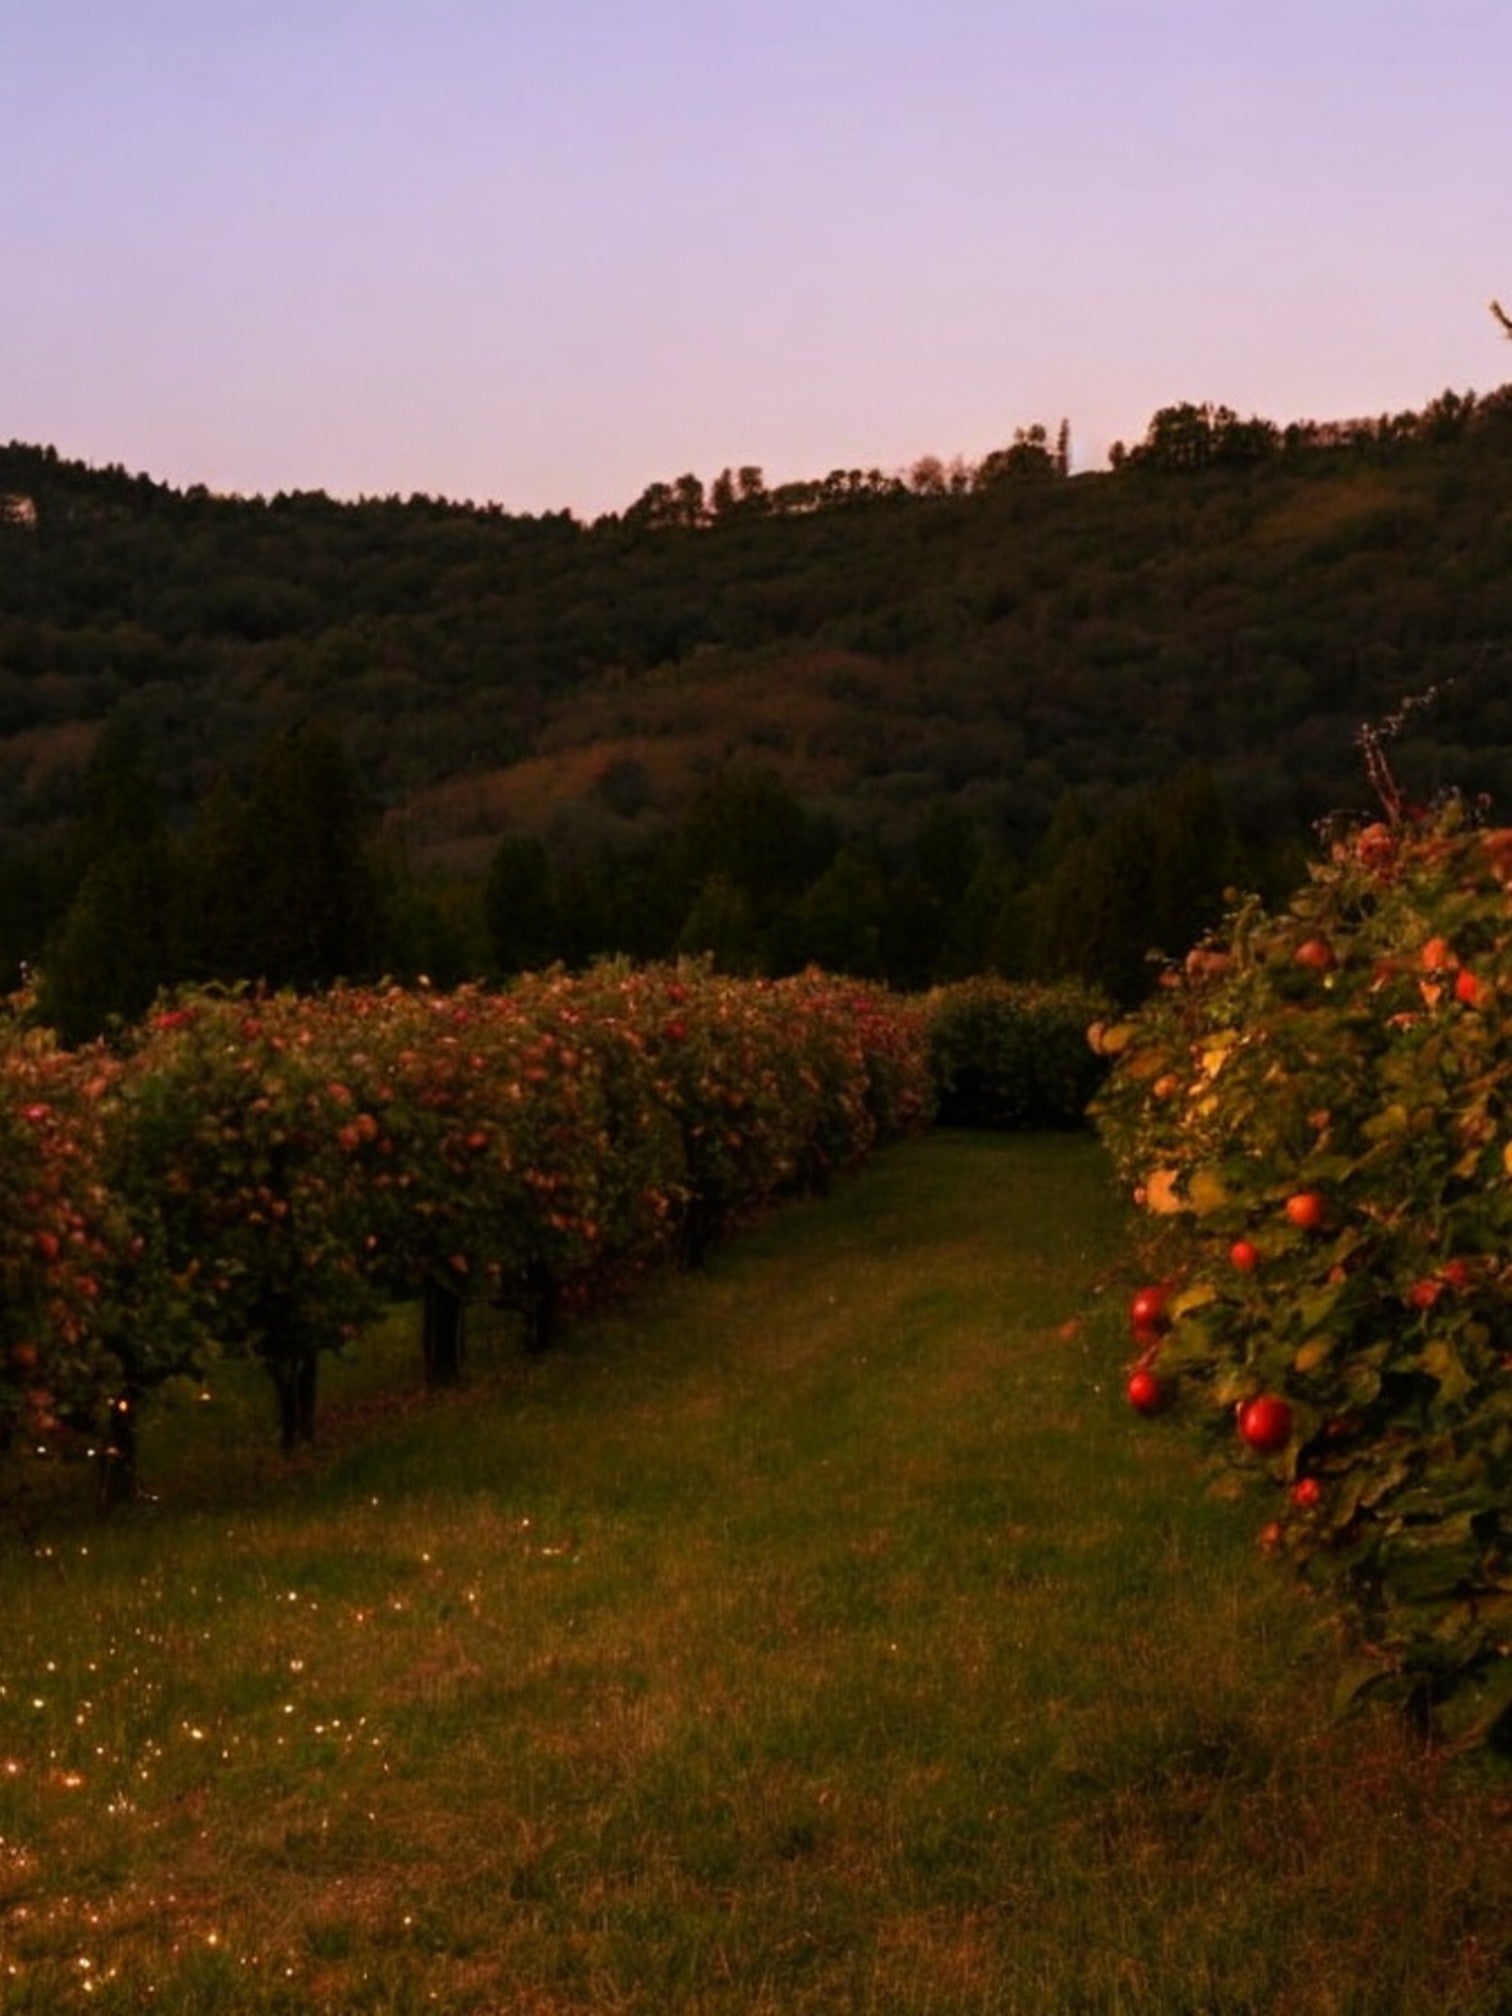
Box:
(925, 977), (1112, 1130)
(0, 963), (933, 1495)
(1092, 804), (1512, 1746)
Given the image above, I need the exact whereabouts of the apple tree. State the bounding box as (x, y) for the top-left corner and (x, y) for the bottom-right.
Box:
(1093, 800), (1512, 1745)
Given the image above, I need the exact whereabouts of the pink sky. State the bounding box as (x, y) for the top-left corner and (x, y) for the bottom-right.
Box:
(3, 0), (1509, 517)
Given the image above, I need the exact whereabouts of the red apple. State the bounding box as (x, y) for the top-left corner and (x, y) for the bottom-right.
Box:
(1294, 937), (1336, 971)
(1355, 823), (1395, 870)
(1454, 967), (1488, 1008)
(1129, 1284), (1171, 1333)
(1405, 1278), (1441, 1312)
(1238, 1395), (1294, 1453)
(1126, 1367), (1164, 1415)
(1284, 1191), (1326, 1232)
(1419, 936), (1458, 974)
(1291, 1476), (1322, 1509)
(1229, 1239), (1260, 1272)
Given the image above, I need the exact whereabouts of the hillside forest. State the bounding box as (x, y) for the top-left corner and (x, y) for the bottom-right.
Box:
(3, 381), (1512, 1037)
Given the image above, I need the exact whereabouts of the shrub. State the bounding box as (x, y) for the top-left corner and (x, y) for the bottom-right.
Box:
(927, 978), (1112, 1129)
(1092, 802), (1512, 1744)
(0, 1020), (121, 1455)
(1, 965), (935, 1485)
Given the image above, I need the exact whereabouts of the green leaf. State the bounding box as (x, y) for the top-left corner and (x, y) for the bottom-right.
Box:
(1421, 1337), (1474, 1408)
(1362, 1102), (1410, 1142)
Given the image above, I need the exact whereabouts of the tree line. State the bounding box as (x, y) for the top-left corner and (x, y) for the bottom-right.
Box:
(29, 705), (1281, 1042)
(4, 374), (1512, 1034)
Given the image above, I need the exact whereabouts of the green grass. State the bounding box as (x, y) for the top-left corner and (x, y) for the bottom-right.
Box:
(3, 1132), (1512, 2013)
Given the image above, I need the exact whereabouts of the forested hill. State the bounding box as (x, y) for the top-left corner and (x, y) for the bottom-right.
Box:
(3, 382), (1512, 1027)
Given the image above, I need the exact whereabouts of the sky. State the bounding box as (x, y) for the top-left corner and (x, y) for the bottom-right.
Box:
(2, 0), (1510, 518)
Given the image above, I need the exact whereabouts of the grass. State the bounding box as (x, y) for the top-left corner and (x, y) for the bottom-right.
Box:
(3, 1132), (1512, 2013)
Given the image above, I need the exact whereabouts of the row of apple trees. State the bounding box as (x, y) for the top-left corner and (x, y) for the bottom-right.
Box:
(0, 962), (934, 1502)
(1092, 800), (1512, 1746)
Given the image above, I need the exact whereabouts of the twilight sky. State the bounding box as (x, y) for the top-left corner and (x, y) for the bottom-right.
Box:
(3, 0), (1509, 518)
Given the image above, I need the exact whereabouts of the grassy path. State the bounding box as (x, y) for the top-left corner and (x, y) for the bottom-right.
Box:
(3, 1133), (1512, 2013)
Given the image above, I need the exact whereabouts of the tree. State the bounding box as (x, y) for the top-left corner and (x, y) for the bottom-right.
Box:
(238, 721), (385, 988)
(38, 841), (175, 1040)
(175, 774), (257, 980)
(677, 873), (760, 973)
(676, 765), (829, 921)
(36, 721), (176, 1039)
(792, 845), (887, 976)
(482, 833), (557, 975)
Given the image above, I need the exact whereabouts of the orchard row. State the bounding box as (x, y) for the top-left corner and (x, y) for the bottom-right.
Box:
(1093, 802), (1512, 1747)
(0, 962), (939, 1497)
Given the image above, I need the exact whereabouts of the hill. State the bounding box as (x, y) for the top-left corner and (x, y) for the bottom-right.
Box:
(3, 383), (1512, 1012)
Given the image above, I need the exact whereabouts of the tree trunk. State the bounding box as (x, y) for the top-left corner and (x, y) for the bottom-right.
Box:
(679, 1197), (716, 1271)
(521, 1259), (558, 1354)
(273, 1350), (318, 1452)
(97, 1384), (139, 1511)
(422, 1277), (467, 1387)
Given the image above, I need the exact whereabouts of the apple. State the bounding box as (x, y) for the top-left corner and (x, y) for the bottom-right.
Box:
(32, 1231), (60, 1265)
(1355, 822), (1395, 870)
(1238, 1394), (1294, 1453)
(1284, 1191), (1326, 1231)
(1454, 967), (1488, 1008)
(1129, 1283), (1171, 1333)
(1229, 1239), (1260, 1272)
(1405, 1278), (1441, 1312)
(1290, 1476), (1322, 1510)
(1126, 1367), (1164, 1415)
(1184, 948), (1231, 983)
(1441, 1258), (1471, 1293)
(1419, 936), (1458, 974)
(1294, 937), (1336, 971)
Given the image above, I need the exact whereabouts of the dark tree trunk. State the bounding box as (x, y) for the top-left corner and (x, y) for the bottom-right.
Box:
(679, 1197), (717, 1271)
(521, 1259), (558, 1354)
(422, 1276), (467, 1387)
(97, 1384), (140, 1511)
(273, 1351), (318, 1452)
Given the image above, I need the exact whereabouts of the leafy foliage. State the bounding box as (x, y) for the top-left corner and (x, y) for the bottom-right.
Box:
(1, 965), (932, 1481)
(6, 381), (1512, 1014)
(1092, 802), (1512, 1744)
(0, 1017), (121, 1451)
(927, 978), (1112, 1129)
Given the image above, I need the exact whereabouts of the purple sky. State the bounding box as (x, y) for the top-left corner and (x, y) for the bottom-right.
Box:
(3, 1), (1509, 517)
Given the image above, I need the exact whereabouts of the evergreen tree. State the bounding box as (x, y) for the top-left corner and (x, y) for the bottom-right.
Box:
(238, 721), (385, 988)
(36, 720), (176, 1038)
(677, 873), (761, 973)
(175, 774), (257, 981)
(793, 845), (887, 977)
(482, 832), (557, 975)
